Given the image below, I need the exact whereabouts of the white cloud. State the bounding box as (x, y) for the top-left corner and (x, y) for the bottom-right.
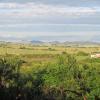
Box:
(0, 2), (98, 18)
(0, 31), (99, 42)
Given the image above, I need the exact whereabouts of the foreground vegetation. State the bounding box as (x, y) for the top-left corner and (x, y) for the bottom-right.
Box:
(0, 43), (100, 100)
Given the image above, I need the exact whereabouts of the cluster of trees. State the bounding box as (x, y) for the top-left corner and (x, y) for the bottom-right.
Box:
(0, 54), (100, 100)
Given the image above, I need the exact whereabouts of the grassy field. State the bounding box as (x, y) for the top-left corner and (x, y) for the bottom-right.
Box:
(0, 43), (100, 63)
(1, 43), (100, 55)
(0, 43), (100, 100)
(0, 43), (100, 73)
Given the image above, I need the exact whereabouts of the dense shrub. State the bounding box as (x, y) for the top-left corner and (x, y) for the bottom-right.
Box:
(77, 51), (89, 56)
(0, 54), (100, 100)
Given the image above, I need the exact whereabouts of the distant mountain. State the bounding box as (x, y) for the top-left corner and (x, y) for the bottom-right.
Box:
(29, 40), (100, 47)
(64, 41), (100, 45)
(0, 40), (100, 47)
(49, 41), (60, 44)
(62, 41), (100, 47)
(30, 40), (44, 44)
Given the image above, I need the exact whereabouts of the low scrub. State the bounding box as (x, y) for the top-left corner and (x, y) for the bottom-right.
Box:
(0, 54), (99, 100)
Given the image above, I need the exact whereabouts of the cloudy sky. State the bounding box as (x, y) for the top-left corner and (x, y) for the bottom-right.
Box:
(0, 0), (100, 42)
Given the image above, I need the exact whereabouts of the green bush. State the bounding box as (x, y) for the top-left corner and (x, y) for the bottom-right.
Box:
(77, 51), (89, 56)
(0, 54), (100, 100)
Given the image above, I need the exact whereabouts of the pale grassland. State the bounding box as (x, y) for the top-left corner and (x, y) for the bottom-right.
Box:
(1, 43), (100, 71)
(0, 43), (100, 55)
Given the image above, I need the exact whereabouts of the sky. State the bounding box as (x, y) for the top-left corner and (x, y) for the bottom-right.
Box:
(0, 0), (100, 42)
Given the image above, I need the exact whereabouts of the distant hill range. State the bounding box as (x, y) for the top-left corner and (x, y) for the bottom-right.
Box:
(0, 40), (100, 47)
(30, 40), (44, 44)
(29, 40), (100, 47)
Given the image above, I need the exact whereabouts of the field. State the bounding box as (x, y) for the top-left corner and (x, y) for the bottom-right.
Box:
(0, 43), (100, 100)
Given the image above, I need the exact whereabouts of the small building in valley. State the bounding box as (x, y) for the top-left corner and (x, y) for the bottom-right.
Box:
(91, 52), (100, 58)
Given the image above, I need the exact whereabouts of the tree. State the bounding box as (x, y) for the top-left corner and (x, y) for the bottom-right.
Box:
(0, 56), (23, 100)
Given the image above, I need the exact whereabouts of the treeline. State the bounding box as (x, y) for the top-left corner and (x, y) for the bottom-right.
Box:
(0, 54), (100, 100)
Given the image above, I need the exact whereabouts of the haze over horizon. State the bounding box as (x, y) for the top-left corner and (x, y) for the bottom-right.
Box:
(0, 0), (100, 42)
